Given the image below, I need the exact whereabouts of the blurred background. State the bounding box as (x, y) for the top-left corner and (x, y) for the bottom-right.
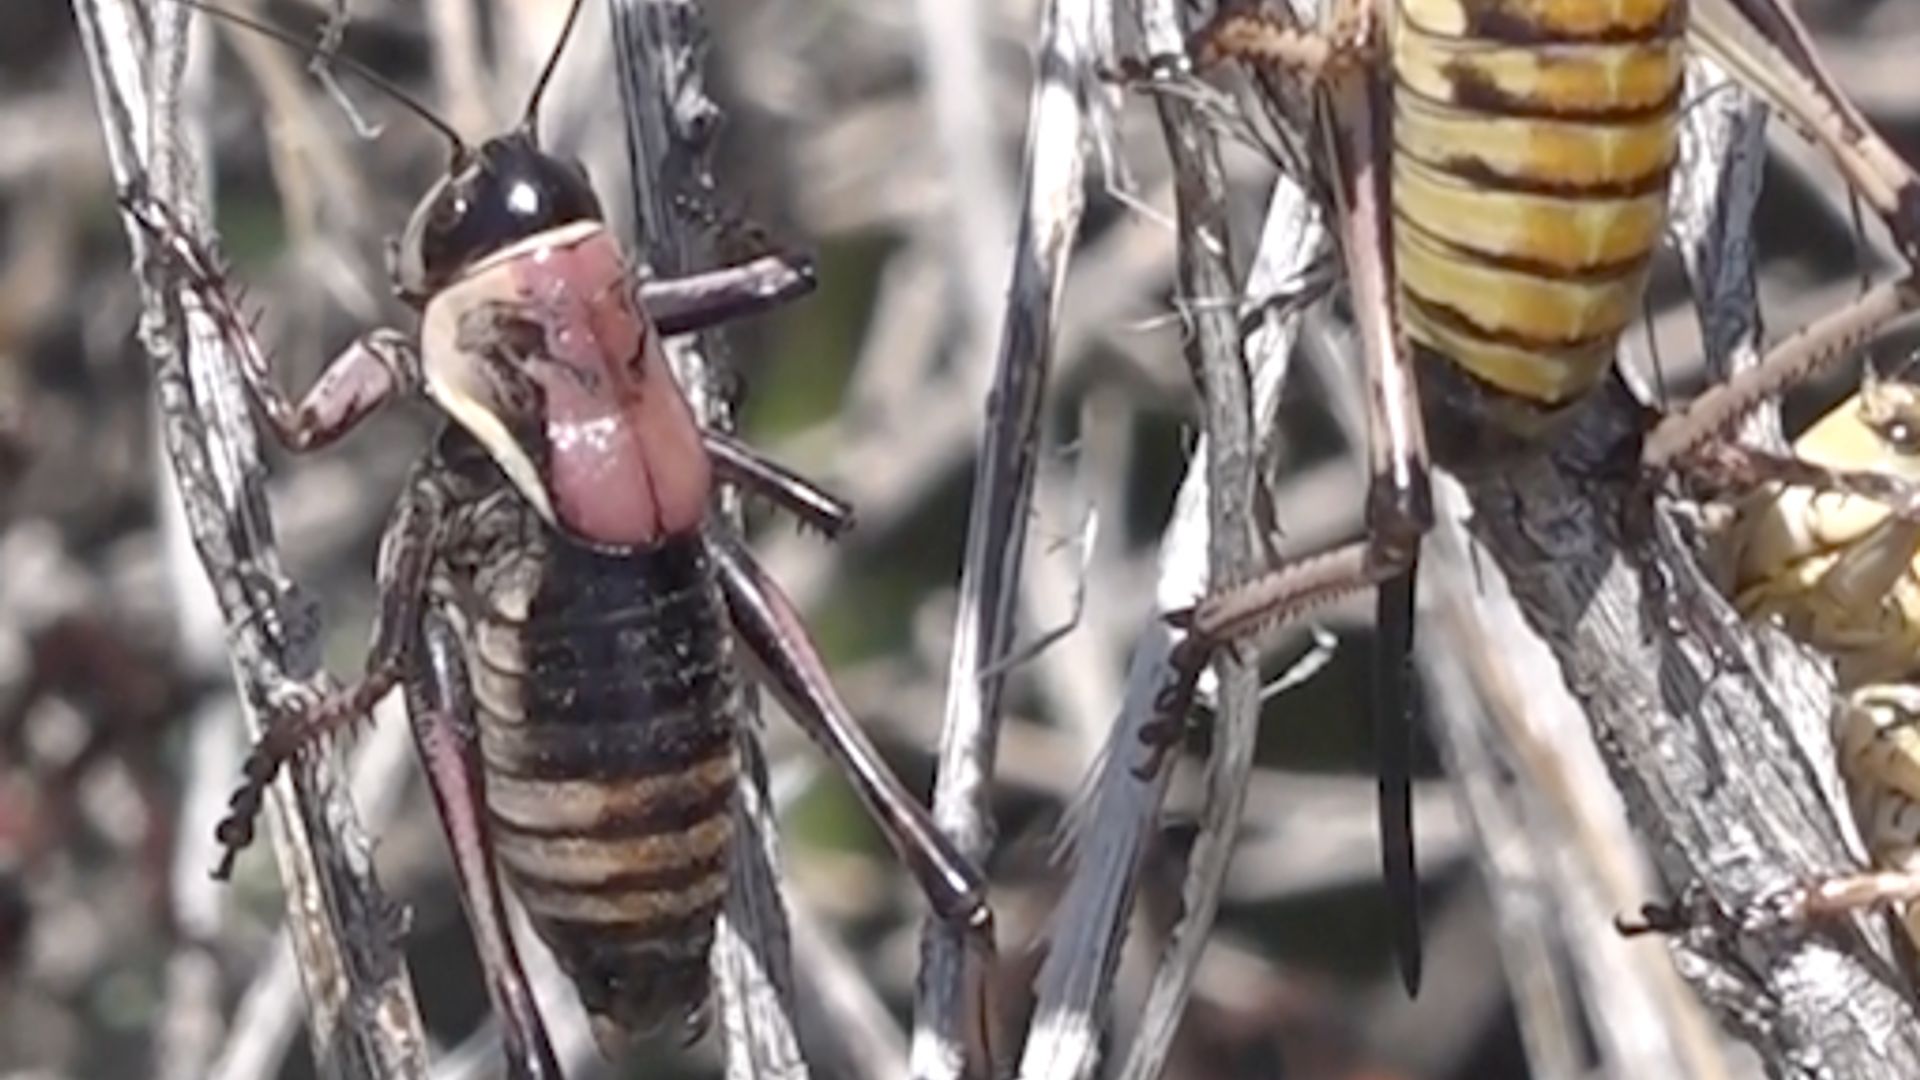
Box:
(4, 0), (1920, 1077)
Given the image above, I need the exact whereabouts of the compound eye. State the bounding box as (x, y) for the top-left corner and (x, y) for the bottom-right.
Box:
(395, 173), (470, 302)
(410, 176), (494, 297)
(427, 188), (465, 234)
(1887, 418), (1920, 454)
(421, 184), (474, 256)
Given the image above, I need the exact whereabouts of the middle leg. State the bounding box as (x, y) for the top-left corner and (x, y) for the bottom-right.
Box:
(211, 459), (449, 878)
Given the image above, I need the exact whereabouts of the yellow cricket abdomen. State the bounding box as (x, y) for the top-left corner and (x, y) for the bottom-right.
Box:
(1390, 0), (1685, 409)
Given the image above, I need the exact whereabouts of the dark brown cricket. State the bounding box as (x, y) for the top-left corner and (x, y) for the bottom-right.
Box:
(124, 2), (993, 1075)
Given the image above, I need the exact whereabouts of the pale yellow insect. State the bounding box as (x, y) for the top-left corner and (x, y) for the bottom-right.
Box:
(1717, 378), (1920, 944)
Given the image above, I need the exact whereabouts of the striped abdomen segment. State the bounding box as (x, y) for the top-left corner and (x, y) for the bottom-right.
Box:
(1390, 0), (1684, 416)
(471, 536), (738, 1034)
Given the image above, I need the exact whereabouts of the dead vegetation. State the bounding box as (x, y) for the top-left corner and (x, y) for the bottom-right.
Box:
(5, 0), (1920, 1077)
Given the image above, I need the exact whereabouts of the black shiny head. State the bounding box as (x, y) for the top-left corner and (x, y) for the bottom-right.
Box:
(181, 0), (599, 304)
(394, 133), (602, 303)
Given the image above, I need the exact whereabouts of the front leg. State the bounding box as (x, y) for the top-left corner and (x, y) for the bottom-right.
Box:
(120, 188), (420, 451)
(212, 460), (449, 878)
(406, 600), (561, 1080)
(639, 252), (817, 337)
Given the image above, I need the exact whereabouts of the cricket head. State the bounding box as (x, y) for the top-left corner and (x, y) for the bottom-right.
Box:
(1799, 374), (1920, 479)
(381, 0), (597, 306)
(393, 132), (603, 305)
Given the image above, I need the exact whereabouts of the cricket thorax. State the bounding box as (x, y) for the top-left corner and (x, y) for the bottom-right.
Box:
(419, 220), (714, 549)
(1390, 0), (1684, 424)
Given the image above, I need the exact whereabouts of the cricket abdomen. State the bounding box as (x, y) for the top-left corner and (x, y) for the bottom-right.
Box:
(470, 533), (738, 1035)
(1391, 0), (1684, 434)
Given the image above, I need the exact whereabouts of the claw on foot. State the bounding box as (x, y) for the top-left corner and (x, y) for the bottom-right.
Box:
(1616, 882), (1823, 942)
(1133, 718), (1186, 780)
(208, 680), (388, 879)
(1615, 881), (1731, 939)
(1133, 629), (1220, 779)
(1616, 902), (1692, 937)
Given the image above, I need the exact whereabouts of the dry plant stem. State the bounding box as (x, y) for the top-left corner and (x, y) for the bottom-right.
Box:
(909, 0), (1111, 1073)
(1669, 66), (1769, 400)
(1420, 496), (1731, 1079)
(1414, 534), (1588, 1078)
(73, 1), (427, 1076)
(158, 339), (245, 1080)
(422, 0), (489, 138)
(907, 0), (1013, 345)
(1454, 54), (1920, 1067)
(1111, 7), (1260, 1080)
(210, 699), (420, 1080)
(605, 1), (805, 1075)
(158, 697), (242, 1080)
(1467, 414), (1920, 1075)
(787, 898), (909, 1080)
(1016, 158), (1322, 1080)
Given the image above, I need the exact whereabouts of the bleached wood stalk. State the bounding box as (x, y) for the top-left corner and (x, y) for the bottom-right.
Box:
(1104, 2), (1264, 1077)
(73, 0), (427, 1076)
(908, 0), (1117, 1075)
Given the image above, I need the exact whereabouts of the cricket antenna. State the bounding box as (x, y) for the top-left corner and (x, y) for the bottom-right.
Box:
(520, 0), (590, 139)
(174, 0), (467, 156)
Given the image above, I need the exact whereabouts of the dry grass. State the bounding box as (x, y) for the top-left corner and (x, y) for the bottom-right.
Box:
(4, 0), (1920, 1077)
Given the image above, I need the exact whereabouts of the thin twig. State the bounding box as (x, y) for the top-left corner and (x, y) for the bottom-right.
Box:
(1016, 78), (1326, 1078)
(1422, 485), (1734, 1079)
(1669, 63), (1771, 424)
(154, 420), (240, 1080)
(1109, 1), (1262, 1075)
(206, 695), (421, 1080)
(787, 895), (909, 1080)
(73, 1), (427, 1076)
(421, 0), (489, 137)
(909, 0), (1115, 1074)
(906, 0), (1014, 346)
